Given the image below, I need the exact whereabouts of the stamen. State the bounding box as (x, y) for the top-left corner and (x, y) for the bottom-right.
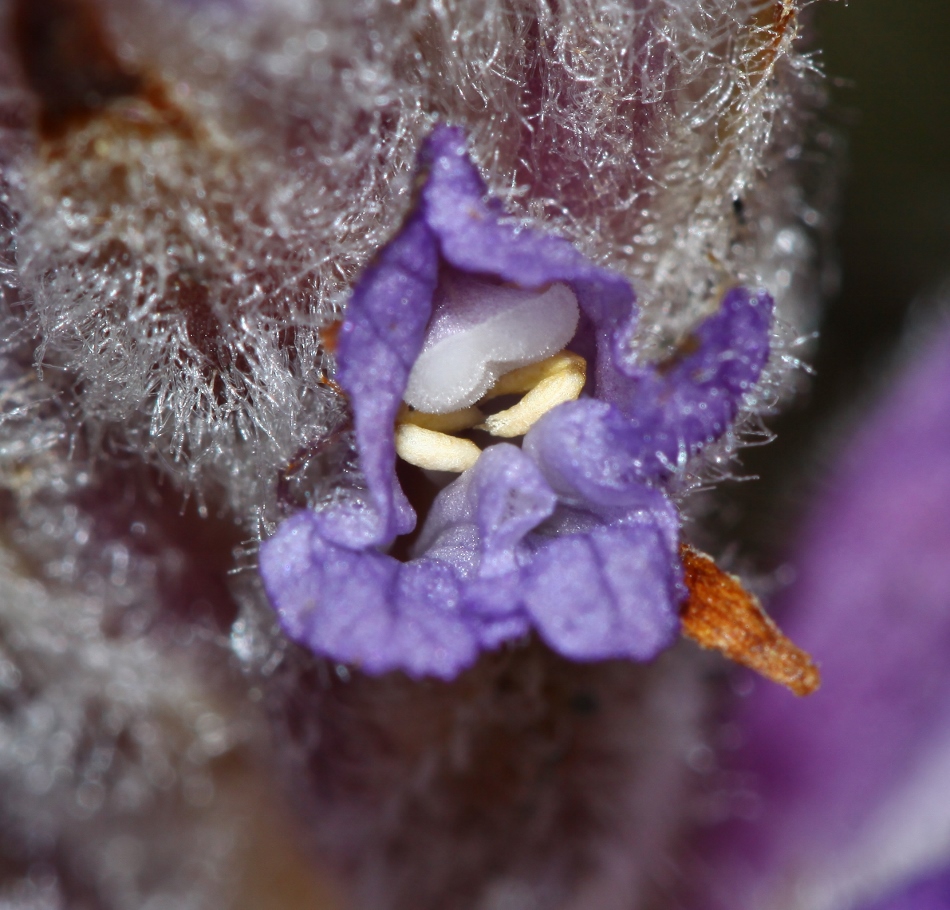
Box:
(397, 403), (483, 433)
(478, 351), (586, 438)
(394, 423), (481, 473)
(395, 351), (588, 472)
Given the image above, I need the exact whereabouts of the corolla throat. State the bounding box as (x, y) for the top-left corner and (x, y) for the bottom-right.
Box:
(403, 276), (580, 414)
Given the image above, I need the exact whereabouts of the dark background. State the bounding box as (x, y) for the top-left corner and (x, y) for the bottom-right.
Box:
(730, 0), (950, 569)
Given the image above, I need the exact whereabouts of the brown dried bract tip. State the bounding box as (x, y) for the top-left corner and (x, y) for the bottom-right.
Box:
(679, 544), (820, 697)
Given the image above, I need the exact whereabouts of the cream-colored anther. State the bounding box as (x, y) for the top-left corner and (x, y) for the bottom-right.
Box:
(394, 423), (481, 473)
(396, 403), (484, 434)
(478, 351), (586, 438)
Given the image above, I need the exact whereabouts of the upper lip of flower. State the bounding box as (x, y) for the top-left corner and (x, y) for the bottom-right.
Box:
(401, 275), (581, 415)
(259, 124), (775, 680)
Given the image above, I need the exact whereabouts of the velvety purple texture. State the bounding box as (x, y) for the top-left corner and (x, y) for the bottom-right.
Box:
(700, 323), (950, 909)
(263, 437), (682, 676)
(260, 125), (773, 678)
(605, 286), (774, 475)
(320, 213), (439, 549)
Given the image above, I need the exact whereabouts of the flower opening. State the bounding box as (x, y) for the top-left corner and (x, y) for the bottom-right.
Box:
(260, 125), (775, 679)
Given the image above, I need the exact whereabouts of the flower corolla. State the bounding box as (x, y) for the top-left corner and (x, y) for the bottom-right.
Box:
(260, 126), (773, 679)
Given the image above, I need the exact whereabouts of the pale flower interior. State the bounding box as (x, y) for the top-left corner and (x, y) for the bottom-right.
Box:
(396, 278), (586, 473)
(403, 277), (580, 413)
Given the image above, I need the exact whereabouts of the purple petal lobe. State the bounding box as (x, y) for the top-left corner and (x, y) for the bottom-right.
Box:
(524, 519), (681, 662)
(421, 445), (556, 646)
(420, 125), (637, 396)
(460, 444), (558, 576)
(260, 510), (479, 679)
(604, 286), (774, 477)
(524, 398), (661, 505)
(332, 213), (440, 547)
(416, 443), (557, 577)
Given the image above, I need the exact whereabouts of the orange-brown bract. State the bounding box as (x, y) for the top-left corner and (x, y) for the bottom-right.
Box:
(679, 544), (820, 697)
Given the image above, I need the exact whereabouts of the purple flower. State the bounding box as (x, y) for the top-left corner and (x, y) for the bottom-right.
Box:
(697, 322), (950, 910)
(260, 125), (773, 679)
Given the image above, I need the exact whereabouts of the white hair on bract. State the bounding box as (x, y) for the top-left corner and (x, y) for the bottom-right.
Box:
(6, 0), (825, 527)
(0, 0), (829, 908)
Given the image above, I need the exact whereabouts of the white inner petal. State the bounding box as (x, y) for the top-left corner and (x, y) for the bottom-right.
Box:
(403, 277), (580, 414)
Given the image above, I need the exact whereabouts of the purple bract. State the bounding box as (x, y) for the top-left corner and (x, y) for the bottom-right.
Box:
(862, 869), (950, 910)
(698, 320), (950, 910)
(260, 125), (774, 679)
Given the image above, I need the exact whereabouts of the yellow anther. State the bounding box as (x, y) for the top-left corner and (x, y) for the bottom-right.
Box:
(393, 350), (588, 473)
(478, 351), (586, 438)
(480, 350), (584, 400)
(394, 423), (481, 473)
(396, 403), (484, 433)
